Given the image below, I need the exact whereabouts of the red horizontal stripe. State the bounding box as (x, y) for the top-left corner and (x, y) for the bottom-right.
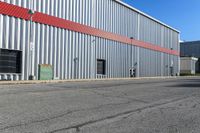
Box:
(0, 1), (179, 56)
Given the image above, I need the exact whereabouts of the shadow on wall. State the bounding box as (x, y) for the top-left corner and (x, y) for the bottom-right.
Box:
(169, 78), (200, 88)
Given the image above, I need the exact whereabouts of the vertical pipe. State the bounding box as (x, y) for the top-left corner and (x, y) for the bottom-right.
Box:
(91, 0), (96, 79)
(0, 15), (2, 48)
(137, 13), (140, 77)
(28, 0), (35, 80)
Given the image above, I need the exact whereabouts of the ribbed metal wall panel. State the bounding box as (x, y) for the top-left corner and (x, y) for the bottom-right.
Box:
(0, 0), (180, 80)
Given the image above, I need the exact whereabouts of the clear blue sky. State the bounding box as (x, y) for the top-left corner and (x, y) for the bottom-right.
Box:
(123, 0), (200, 41)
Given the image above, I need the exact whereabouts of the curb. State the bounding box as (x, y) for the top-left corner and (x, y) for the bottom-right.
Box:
(0, 76), (181, 85)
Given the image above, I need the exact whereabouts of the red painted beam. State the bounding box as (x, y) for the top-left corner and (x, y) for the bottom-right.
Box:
(0, 1), (179, 56)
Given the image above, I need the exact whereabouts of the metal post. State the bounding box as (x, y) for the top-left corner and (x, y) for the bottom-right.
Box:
(91, 0), (96, 79)
(130, 37), (134, 68)
(137, 14), (140, 78)
(91, 39), (96, 79)
(170, 48), (174, 76)
(74, 58), (78, 79)
(130, 37), (134, 78)
(28, 8), (35, 80)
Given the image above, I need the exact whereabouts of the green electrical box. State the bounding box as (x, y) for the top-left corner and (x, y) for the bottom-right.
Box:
(38, 64), (53, 80)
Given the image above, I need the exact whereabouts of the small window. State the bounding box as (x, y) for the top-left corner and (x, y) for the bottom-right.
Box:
(97, 59), (106, 75)
(0, 49), (22, 73)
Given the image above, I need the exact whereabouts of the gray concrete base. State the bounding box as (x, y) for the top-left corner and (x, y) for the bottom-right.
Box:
(0, 76), (180, 85)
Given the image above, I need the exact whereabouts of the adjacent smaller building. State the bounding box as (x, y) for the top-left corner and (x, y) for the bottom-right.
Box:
(181, 41), (200, 74)
(181, 41), (200, 72)
(180, 57), (198, 75)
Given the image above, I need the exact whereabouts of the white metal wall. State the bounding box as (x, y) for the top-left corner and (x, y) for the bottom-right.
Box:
(0, 0), (180, 80)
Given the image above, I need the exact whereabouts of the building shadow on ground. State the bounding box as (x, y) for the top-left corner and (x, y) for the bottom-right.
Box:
(169, 78), (200, 88)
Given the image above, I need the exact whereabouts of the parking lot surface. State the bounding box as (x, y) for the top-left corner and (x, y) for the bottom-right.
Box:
(0, 77), (200, 133)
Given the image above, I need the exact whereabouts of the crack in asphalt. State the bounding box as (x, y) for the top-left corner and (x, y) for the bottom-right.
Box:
(47, 95), (194, 133)
(0, 98), (140, 131)
(1, 94), (198, 131)
(0, 87), (151, 131)
(0, 78), (199, 132)
(0, 110), (74, 131)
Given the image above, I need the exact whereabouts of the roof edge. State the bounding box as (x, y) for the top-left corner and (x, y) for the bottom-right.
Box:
(180, 40), (200, 44)
(114, 0), (180, 33)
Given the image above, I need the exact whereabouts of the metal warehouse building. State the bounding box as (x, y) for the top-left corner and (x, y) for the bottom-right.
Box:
(0, 0), (180, 80)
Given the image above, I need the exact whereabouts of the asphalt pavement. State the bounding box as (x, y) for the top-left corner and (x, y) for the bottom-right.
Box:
(0, 77), (200, 133)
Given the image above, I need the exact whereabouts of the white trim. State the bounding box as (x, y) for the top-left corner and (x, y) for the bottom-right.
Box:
(181, 57), (198, 61)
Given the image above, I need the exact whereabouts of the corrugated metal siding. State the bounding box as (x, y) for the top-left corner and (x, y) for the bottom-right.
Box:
(0, 0), (180, 80)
